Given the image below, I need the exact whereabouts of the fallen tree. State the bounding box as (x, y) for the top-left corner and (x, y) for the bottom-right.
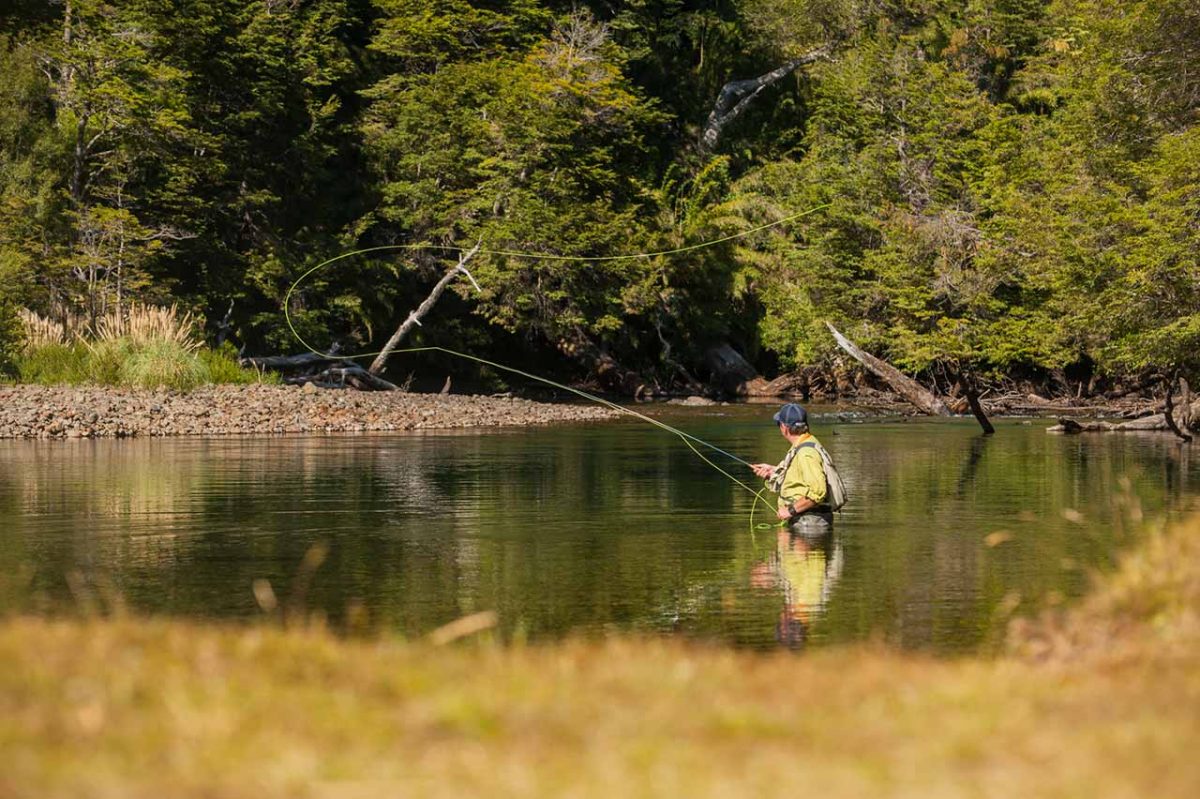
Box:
(240, 352), (399, 391)
(824, 323), (994, 434)
(1049, 396), (1200, 436)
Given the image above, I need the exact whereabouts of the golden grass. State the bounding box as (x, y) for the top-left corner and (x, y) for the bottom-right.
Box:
(16, 308), (66, 351)
(2, 517), (1198, 798)
(91, 303), (201, 352)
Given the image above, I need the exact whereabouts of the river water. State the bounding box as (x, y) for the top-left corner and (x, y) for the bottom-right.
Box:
(2, 405), (1196, 652)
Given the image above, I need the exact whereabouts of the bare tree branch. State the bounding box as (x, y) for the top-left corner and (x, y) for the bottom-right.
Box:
(700, 45), (831, 151)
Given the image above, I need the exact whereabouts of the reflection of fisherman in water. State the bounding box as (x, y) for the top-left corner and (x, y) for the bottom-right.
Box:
(750, 528), (844, 649)
(750, 403), (834, 535)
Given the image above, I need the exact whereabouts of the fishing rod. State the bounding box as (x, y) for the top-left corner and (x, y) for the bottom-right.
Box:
(282, 204), (830, 515)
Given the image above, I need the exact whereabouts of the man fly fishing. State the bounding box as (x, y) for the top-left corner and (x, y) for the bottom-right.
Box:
(750, 403), (845, 534)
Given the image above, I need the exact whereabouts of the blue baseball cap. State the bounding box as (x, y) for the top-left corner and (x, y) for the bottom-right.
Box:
(773, 403), (808, 426)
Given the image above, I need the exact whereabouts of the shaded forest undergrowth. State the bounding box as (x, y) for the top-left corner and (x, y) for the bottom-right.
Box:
(2, 508), (1198, 797)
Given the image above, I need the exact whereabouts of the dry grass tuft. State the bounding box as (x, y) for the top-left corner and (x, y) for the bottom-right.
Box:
(15, 304), (272, 390)
(91, 303), (202, 352)
(16, 309), (66, 351)
(1009, 516), (1200, 662)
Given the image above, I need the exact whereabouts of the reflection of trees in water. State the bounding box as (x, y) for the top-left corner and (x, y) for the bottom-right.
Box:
(0, 429), (757, 636)
(814, 424), (1198, 652)
(2, 421), (1198, 646)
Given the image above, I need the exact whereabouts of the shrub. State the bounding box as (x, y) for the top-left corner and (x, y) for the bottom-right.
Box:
(198, 342), (279, 385)
(17, 342), (91, 384)
(119, 339), (210, 391)
(84, 338), (129, 385)
(13, 304), (275, 390)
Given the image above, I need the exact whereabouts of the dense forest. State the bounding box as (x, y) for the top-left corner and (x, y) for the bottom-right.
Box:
(0, 0), (1196, 396)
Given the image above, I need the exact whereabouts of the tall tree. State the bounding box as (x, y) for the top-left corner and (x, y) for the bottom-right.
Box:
(360, 5), (666, 385)
(1, 1), (201, 322)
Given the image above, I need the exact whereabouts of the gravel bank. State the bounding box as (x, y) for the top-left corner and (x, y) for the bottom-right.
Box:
(0, 384), (617, 439)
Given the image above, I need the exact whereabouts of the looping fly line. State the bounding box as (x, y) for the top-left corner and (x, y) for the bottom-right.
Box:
(283, 203), (830, 530)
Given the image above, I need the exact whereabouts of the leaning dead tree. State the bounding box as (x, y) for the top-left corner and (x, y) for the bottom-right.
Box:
(368, 243), (481, 376)
(824, 322), (996, 434)
(825, 323), (950, 415)
(700, 45), (831, 151)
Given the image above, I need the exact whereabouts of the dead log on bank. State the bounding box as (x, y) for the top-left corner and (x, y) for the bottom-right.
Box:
(1049, 396), (1200, 435)
(705, 343), (759, 396)
(288, 365), (399, 392)
(738, 372), (810, 399)
(241, 353), (399, 391)
(242, 352), (340, 371)
(825, 323), (951, 414)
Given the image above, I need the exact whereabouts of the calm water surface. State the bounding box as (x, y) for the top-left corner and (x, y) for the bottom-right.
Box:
(2, 405), (1197, 653)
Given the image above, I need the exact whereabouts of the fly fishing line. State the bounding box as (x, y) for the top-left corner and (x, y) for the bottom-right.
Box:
(283, 204), (830, 529)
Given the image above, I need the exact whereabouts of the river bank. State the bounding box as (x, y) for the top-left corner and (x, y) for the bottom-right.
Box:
(0, 384), (616, 439)
(2, 511), (1197, 797)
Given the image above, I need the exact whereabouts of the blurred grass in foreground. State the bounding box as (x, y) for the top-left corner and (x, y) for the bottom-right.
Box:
(1, 514), (1198, 798)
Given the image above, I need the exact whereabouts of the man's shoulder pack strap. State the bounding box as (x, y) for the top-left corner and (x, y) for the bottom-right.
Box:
(797, 441), (848, 511)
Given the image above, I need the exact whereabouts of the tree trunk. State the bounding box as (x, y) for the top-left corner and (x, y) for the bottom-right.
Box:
(368, 243), (480, 376)
(957, 373), (995, 435)
(704, 342), (758, 395)
(654, 319), (703, 393)
(1163, 374), (1193, 442)
(1182, 378), (1193, 430)
(700, 46), (831, 151)
(825, 322), (952, 417)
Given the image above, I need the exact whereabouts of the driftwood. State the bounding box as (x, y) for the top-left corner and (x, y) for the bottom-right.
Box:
(739, 372), (809, 398)
(242, 352), (398, 391)
(368, 242), (481, 376)
(1049, 397), (1200, 435)
(825, 323), (952, 416)
(701, 46), (831, 151)
(287, 365), (399, 392)
(1102, 374), (1162, 400)
(242, 352), (340, 371)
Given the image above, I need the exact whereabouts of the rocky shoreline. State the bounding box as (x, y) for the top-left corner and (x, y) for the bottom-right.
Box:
(0, 384), (617, 439)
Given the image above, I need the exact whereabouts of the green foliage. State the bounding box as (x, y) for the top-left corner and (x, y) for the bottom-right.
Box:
(1, 0), (1197, 391)
(362, 8), (666, 361)
(0, 299), (24, 377)
(199, 343), (279, 385)
(16, 343), (91, 385)
(16, 339), (273, 390)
